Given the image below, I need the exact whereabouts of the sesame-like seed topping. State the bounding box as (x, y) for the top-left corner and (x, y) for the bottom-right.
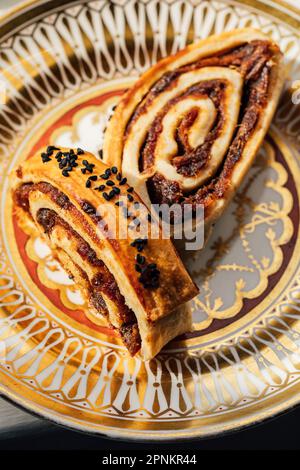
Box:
(102, 192), (111, 201)
(136, 254), (146, 264)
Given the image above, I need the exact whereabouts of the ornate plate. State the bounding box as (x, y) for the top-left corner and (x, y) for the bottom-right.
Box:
(1, 0), (300, 440)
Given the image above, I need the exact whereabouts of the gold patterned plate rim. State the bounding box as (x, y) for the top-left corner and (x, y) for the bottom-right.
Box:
(1, 0), (300, 441)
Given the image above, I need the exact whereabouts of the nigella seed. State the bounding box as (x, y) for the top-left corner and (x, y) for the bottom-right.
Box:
(109, 190), (116, 199)
(135, 264), (142, 273)
(100, 174), (109, 180)
(127, 194), (134, 202)
(111, 166), (118, 174)
(82, 160), (95, 173)
(62, 169), (70, 177)
(88, 175), (98, 181)
(113, 187), (120, 195)
(86, 180), (92, 188)
(77, 148), (84, 155)
(98, 185), (106, 191)
(41, 153), (51, 163)
(47, 145), (60, 153)
(136, 254), (145, 265)
(127, 187), (134, 193)
(102, 192), (111, 201)
(131, 238), (147, 246)
(138, 263), (160, 289)
(105, 168), (111, 176)
(116, 173), (122, 181)
(106, 180), (115, 186)
(115, 201), (123, 207)
(119, 177), (127, 185)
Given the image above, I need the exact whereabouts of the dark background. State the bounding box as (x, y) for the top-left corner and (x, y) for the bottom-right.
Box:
(0, 403), (299, 450)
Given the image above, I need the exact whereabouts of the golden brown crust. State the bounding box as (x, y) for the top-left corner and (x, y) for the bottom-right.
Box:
(11, 147), (198, 360)
(103, 28), (284, 235)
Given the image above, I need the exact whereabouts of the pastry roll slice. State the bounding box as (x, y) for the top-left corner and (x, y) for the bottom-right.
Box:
(11, 147), (198, 360)
(103, 28), (284, 236)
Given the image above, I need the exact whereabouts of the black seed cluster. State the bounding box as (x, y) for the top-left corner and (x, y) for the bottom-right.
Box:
(94, 169), (130, 202)
(138, 263), (160, 289)
(130, 237), (160, 288)
(130, 238), (147, 252)
(41, 146), (83, 178)
(41, 145), (60, 163)
(40, 146), (160, 288)
(86, 175), (98, 188)
(81, 159), (95, 174)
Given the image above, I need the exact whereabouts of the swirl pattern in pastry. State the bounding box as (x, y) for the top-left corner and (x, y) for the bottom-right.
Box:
(103, 28), (284, 231)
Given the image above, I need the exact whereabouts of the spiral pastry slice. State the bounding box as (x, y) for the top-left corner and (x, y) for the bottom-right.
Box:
(11, 147), (198, 360)
(103, 28), (284, 233)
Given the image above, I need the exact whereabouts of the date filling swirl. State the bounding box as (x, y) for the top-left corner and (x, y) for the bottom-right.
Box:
(103, 29), (284, 226)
